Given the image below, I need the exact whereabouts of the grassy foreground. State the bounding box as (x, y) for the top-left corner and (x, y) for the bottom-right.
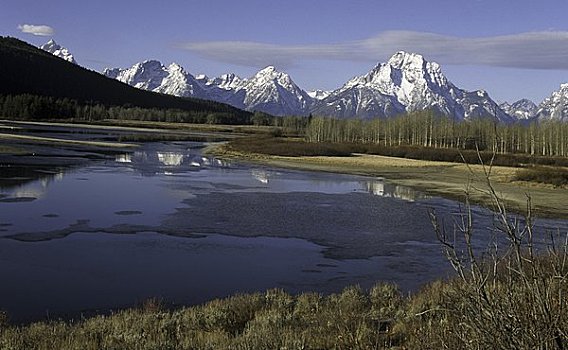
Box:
(1, 265), (565, 350)
(209, 137), (568, 219)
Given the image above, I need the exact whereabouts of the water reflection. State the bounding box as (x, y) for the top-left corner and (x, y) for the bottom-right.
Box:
(8, 185), (46, 200)
(251, 169), (270, 184)
(241, 169), (426, 202)
(157, 152), (184, 166)
(115, 154), (132, 163)
(111, 147), (233, 177)
(1, 171), (64, 201)
(365, 181), (429, 202)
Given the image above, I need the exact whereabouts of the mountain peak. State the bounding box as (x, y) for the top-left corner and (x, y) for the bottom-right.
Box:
(313, 51), (513, 121)
(258, 65), (277, 74)
(254, 66), (285, 80)
(103, 60), (206, 98)
(250, 66), (295, 88)
(387, 51), (426, 68)
(39, 39), (77, 64)
(308, 89), (331, 100)
(168, 62), (185, 73)
(140, 59), (163, 67)
(238, 65), (312, 116)
(500, 99), (537, 120)
(211, 73), (243, 90)
(536, 83), (568, 121)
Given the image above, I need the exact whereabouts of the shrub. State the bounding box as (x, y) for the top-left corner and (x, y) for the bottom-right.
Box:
(428, 162), (568, 349)
(515, 166), (568, 187)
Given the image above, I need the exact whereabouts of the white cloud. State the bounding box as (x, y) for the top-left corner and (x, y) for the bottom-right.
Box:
(178, 31), (568, 70)
(18, 24), (55, 36)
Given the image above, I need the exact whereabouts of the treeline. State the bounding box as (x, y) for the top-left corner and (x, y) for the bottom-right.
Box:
(0, 94), (252, 125)
(305, 111), (568, 157)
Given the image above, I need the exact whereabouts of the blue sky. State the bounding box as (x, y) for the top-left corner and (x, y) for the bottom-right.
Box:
(2, 0), (568, 103)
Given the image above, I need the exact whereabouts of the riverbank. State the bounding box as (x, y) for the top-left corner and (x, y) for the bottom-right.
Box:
(2, 251), (565, 349)
(0, 121), (566, 349)
(208, 142), (568, 219)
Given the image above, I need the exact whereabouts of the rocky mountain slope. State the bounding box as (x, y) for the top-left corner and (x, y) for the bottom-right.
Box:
(307, 89), (331, 100)
(39, 39), (77, 64)
(535, 84), (568, 122)
(103, 60), (207, 98)
(499, 99), (538, 120)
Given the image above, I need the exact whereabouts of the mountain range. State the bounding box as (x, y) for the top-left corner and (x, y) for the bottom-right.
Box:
(40, 40), (568, 122)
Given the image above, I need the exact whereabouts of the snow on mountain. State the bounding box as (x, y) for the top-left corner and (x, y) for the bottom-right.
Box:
(307, 89), (331, 100)
(499, 99), (537, 120)
(210, 73), (244, 90)
(103, 62), (312, 116)
(312, 51), (513, 122)
(237, 66), (312, 116)
(103, 60), (206, 98)
(40, 39), (77, 64)
(103, 52), (522, 121)
(194, 74), (209, 82)
(535, 83), (568, 122)
(33, 38), (566, 122)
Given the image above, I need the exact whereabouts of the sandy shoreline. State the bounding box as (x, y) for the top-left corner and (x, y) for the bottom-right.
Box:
(207, 144), (568, 219)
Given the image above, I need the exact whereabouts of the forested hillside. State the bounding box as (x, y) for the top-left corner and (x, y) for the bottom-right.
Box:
(0, 37), (252, 123)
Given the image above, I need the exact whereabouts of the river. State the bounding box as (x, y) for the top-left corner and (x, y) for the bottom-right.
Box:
(1, 123), (566, 322)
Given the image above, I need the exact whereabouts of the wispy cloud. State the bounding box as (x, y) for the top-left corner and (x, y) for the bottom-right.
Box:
(178, 31), (568, 70)
(18, 24), (55, 36)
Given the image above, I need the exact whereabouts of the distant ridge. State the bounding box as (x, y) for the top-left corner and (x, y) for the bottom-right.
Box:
(499, 99), (538, 120)
(0, 36), (251, 120)
(40, 39), (77, 64)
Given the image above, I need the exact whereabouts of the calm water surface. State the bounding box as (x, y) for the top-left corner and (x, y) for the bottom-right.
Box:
(1, 140), (566, 322)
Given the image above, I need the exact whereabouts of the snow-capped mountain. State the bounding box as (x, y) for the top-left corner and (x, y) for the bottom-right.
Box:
(103, 52), (524, 121)
(104, 63), (312, 116)
(40, 39), (77, 64)
(103, 60), (207, 98)
(237, 66), (312, 116)
(308, 89), (331, 100)
(535, 84), (568, 122)
(311, 51), (513, 122)
(209, 73), (244, 91)
(499, 99), (538, 120)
